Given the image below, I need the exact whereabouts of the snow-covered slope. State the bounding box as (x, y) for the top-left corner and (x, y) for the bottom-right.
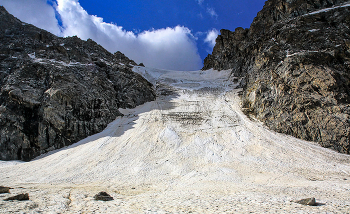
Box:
(0, 67), (350, 213)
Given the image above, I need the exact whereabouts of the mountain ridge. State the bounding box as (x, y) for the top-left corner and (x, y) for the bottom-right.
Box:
(0, 6), (156, 161)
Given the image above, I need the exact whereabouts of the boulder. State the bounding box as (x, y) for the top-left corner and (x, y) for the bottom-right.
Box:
(94, 192), (114, 201)
(295, 197), (317, 206)
(4, 193), (29, 201)
(0, 186), (10, 194)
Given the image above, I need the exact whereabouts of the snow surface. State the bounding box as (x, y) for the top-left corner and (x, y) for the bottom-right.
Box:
(0, 66), (349, 213)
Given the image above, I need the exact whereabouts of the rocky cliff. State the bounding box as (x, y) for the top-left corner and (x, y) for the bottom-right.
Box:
(203, 0), (350, 154)
(0, 6), (156, 161)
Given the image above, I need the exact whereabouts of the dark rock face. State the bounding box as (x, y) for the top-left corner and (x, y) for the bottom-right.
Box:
(203, 0), (350, 154)
(203, 27), (250, 75)
(113, 51), (137, 67)
(0, 6), (156, 161)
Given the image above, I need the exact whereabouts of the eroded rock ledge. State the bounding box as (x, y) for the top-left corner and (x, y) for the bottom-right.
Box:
(203, 0), (350, 154)
(0, 6), (156, 161)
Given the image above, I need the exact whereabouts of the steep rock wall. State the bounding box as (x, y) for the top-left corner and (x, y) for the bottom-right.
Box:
(0, 6), (156, 161)
(203, 0), (350, 153)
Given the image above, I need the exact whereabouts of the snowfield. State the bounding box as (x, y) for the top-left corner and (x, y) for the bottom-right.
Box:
(0, 67), (350, 213)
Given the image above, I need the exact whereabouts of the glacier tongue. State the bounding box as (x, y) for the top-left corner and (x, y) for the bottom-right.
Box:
(0, 66), (350, 213)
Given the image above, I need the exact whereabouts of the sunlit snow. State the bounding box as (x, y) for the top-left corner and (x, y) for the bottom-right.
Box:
(0, 66), (349, 213)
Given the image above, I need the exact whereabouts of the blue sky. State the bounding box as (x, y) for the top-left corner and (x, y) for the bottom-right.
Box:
(0, 0), (266, 70)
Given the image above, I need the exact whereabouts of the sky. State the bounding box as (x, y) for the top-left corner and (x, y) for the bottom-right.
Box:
(0, 0), (266, 70)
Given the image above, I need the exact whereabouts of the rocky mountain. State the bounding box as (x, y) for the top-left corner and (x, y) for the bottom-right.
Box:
(0, 6), (156, 161)
(203, 0), (350, 154)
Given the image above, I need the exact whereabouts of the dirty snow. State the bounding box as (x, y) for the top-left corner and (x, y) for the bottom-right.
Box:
(308, 29), (320, 32)
(303, 3), (350, 16)
(29, 56), (93, 67)
(0, 66), (349, 213)
(28, 52), (36, 59)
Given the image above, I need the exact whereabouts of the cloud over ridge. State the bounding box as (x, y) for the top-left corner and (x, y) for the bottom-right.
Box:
(0, 0), (202, 71)
(0, 0), (61, 35)
(204, 28), (219, 49)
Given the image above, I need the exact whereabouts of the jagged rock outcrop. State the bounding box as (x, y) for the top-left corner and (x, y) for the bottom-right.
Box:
(203, 0), (350, 154)
(0, 6), (156, 161)
(113, 51), (137, 67)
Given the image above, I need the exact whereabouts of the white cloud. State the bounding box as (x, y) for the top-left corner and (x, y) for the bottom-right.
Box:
(195, 31), (204, 38)
(1, 0), (202, 71)
(204, 29), (219, 49)
(207, 7), (218, 19)
(0, 0), (61, 35)
(196, 0), (204, 5)
(56, 0), (201, 71)
(198, 12), (204, 19)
